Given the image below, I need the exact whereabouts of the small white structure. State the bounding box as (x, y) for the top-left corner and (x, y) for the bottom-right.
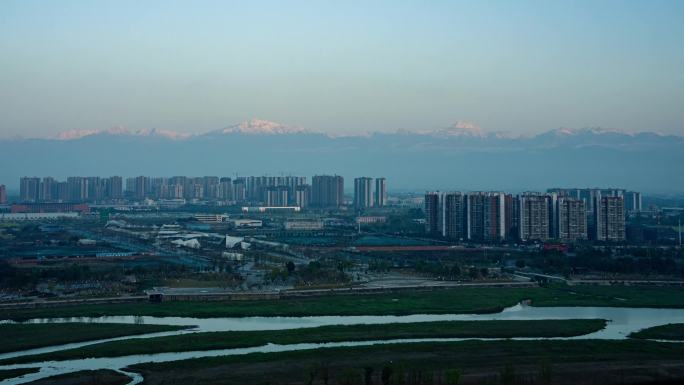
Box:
(230, 219), (262, 228)
(284, 220), (324, 230)
(0, 213), (79, 221)
(241, 206), (300, 213)
(222, 252), (244, 261)
(356, 216), (387, 224)
(225, 235), (245, 248)
(194, 214), (227, 223)
(172, 238), (201, 249)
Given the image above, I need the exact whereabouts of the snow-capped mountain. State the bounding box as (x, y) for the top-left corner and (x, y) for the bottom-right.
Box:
(2, 121), (682, 192)
(53, 126), (191, 141)
(212, 119), (309, 135)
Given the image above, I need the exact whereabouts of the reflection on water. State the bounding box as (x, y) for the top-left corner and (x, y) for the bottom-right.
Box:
(2, 304), (684, 385)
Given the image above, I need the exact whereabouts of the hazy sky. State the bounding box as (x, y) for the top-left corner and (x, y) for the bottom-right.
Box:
(1, 0), (683, 138)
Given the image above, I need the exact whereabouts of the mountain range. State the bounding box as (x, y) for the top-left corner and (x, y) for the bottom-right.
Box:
(1, 119), (683, 193)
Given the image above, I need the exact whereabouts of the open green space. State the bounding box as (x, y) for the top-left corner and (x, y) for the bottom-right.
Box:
(22, 370), (130, 385)
(129, 339), (684, 385)
(630, 323), (684, 340)
(1, 319), (606, 365)
(3, 285), (684, 321)
(0, 323), (188, 354)
(0, 368), (39, 381)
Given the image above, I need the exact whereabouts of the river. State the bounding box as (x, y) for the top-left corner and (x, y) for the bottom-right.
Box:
(2, 303), (684, 384)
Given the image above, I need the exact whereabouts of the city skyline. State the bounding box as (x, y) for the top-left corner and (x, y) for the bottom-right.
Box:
(1, 3), (683, 384)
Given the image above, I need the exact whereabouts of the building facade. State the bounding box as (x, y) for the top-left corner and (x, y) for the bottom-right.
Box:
(311, 175), (344, 207)
(374, 178), (387, 207)
(295, 185), (311, 208)
(424, 192), (441, 236)
(354, 177), (374, 209)
(519, 193), (550, 241)
(557, 197), (587, 241)
(443, 192), (466, 240)
(20, 177), (41, 202)
(266, 186), (289, 206)
(594, 196), (626, 242)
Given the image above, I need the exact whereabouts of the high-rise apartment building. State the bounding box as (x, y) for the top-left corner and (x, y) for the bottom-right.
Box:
(295, 185), (311, 208)
(66, 177), (88, 202)
(374, 178), (387, 207)
(547, 192), (558, 239)
(218, 177), (233, 201)
(232, 178), (246, 202)
(424, 192), (441, 236)
(504, 194), (520, 240)
(557, 197), (587, 241)
(240, 176), (306, 203)
(594, 196), (625, 242)
(354, 177), (373, 209)
(133, 176), (149, 200)
(467, 192), (505, 242)
(39, 177), (55, 202)
(443, 192), (466, 240)
(311, 175), (344, 207)
(107, 176), (123, 199)
(266, 186), (289, 206)
(56, 182), (68, 201)
(519, 193), (550, 241)
(20, 177), (41, 202)
(0, 184), (7, 204)
(624, 191), (642, 212)
(86, 176), (103, 201)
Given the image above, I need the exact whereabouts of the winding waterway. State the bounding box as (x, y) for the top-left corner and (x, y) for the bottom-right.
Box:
(2, 303), (684, 385)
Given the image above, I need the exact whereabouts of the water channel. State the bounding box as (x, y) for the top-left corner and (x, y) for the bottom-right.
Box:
(2, 303), (684, 385)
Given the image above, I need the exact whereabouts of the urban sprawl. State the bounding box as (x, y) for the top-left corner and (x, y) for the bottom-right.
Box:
(0, 176), (644, 244)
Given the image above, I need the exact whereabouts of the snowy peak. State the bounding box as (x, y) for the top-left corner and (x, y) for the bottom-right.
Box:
(546, 127), (631, 137)
(422, 121), (487, 138)
(53, 126), (191, 141)
(217, 119), (309, 135)
(54, 129), (101, 140)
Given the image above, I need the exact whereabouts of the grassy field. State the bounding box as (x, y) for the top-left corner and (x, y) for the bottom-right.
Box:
(21, 369), (130, 385)
(129, 339), (684, 385)
(630, 323), (684, 340)
(3, 285), (684, 321)
(1, 319), (606, 365)
(0, 323), (188, 354)
(0, 368), (39, 381)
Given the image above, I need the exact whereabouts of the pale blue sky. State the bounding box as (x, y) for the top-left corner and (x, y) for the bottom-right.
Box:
(1, 0), (683, 137)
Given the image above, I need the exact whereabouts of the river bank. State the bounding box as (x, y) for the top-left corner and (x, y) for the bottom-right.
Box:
(4, 285), (684, 321)
(1, 319), (606, 365)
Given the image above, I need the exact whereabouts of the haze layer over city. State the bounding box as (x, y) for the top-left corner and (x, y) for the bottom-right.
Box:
(1, 2), (683, 385)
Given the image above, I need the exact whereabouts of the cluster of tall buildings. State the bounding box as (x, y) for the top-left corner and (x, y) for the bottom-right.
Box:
(547, 188), (641, 213)
(16, 175), (387, 209)
(425, 188), (634, 243)
(122, 175), (310, 205)
(353, 177), (387, 209)
(19, 176), (123, 203)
